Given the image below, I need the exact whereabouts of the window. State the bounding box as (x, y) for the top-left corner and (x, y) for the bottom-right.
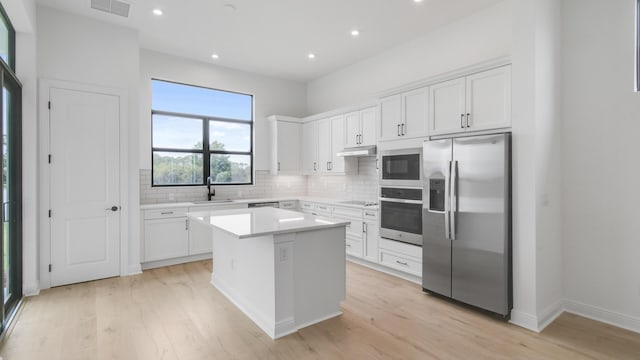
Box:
(0, 4), (14, 71)
(151, 79), (253, 186)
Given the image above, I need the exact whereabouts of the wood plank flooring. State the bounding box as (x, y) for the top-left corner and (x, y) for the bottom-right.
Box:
(1, 260), (639, 359)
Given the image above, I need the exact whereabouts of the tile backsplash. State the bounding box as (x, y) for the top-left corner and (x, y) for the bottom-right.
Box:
(306, 157), (379, 201)
(139, 170), (308, 204)
(139, 157), (379, 204)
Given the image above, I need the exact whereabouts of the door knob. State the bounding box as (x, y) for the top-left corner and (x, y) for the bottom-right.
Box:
(106, 206), (119, 212)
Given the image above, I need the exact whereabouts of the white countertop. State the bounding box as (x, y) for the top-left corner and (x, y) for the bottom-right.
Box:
(140, 196), (379, 211)
(188, 207), (350, 239)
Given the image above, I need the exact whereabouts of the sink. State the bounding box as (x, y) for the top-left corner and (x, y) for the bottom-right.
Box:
(192, 199), (234, 204)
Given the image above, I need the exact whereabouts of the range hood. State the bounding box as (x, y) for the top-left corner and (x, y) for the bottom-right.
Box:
(336, 145), (377, 157)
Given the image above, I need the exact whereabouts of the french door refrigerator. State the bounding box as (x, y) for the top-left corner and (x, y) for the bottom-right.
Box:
(422, 133), (512, 318)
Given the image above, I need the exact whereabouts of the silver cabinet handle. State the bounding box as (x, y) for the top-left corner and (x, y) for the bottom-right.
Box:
(278, 162), (281, 171)
(396, 260), (408, 266)
(460, 114), (465, 128)
(160, 211), (173, 215)
(313, 162), (317, 171)
(401, 123), (405, 136)
(346, 243), (352, 248)
(355, 134), (359, 145)
(466, 113), (471, 128)
(375, 158), (379, 170)
(397, 124), (401, 136)
(185, 219), (189, 231)
(362, 222), (366, 233)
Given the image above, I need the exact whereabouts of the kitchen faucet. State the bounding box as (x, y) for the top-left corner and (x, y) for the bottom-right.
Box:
(207, 176), (215, 201)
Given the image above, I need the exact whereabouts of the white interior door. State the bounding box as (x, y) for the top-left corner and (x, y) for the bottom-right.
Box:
(49, 87), (120, 287)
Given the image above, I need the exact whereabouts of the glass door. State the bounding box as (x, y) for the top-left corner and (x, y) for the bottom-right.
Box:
(1, 69), (21, 329)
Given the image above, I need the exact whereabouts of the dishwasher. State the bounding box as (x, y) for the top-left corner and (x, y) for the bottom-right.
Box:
(247, 201), (280, 208)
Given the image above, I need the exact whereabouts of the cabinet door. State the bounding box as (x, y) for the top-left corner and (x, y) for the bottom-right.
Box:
(276, 121), (301, 173)
(379, 95), (402, 141)
(330, 115), (345, 173)
(360, 107), (377, 146)
(317, 118), (332, 173)
(188, 218), (212, 255)
(403, 87), (428, 139)
(344, 111), (361, 148)
(363, 220), (379, 263)
(429, 78), (466, 136)
(466, 66), (511, 131)
(301, 121), (318, 174)
(144, 218), (188, 262)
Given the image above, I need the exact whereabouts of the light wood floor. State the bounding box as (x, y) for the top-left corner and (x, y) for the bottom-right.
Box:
(1, 260), (639, 359)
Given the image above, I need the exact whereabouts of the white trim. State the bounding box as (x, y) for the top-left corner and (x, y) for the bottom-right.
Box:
(564, 299), (640, 334)
(22, 281), (40, 296)
(537, 300), (564, 332)
(141, 253), (211, 271)
(127, 264), (143, 275)
(509, 310), (539, 332)
(38, 78), (130, 289)
(295, 311), (343, 331)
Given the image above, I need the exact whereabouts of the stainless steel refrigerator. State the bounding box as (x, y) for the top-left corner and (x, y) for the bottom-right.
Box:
(422, 133), (512, 318)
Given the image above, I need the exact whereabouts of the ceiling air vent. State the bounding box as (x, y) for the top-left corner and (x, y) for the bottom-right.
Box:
(90, 0), (132, 18)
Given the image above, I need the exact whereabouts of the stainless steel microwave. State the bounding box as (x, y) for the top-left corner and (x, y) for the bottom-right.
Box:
(379, 148), (422, 187)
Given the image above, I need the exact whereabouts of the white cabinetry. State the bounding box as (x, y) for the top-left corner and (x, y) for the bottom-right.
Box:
(333, 206), (364, 258)
(268, 116), (301, 175)
(301, 121), (318, 174)
(344, 107), (377, 148)
(379, 87), (429, 141)
(362, 209), (379, 262)
(378, 238), (422, 277)
(429, 65), (511, 136)
(187, 203), (248, 256)
(143, 207), (189, 262)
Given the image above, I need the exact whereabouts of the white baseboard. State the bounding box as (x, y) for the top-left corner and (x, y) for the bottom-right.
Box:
(141, 253), (212, 270)
(127, 264), (142, 276)
(564, 299), (640, 334)
(23, 282), (40, 296)
(509, 310), (539, 332)
(537, 300), (564, 331)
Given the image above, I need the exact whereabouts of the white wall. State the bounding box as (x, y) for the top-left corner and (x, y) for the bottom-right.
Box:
(561, 0), (640, 331)
(306, 1), (513, 114)
(36, 6), (142, 276)
(138, 50), (307, 171)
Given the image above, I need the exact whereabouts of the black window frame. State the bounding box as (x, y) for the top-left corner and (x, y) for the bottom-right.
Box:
(0, 3), (15, 71)
(636, 0), (640, 91)
(151, 79), (254, 187)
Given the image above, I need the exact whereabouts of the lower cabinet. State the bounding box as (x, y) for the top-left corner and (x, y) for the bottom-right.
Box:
(378, 238), (422, 277)
(363, 210), (379, 263)
(143, 212), (189, 262)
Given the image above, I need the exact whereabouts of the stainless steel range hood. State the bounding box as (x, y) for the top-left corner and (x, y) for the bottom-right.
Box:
(336, 145), (377, 157)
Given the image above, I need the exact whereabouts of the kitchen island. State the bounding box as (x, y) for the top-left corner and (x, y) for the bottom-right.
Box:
(188, 207), (349, 339)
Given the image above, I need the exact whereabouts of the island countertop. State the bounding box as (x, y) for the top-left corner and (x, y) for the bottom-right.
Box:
(188, 207), (349, 239)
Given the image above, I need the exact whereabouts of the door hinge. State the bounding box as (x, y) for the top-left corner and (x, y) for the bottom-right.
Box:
(48, 101), (51, 110)
(48, 154), (52, 163)
(48, 209), (52, 218)
(48, 264), (52, 272)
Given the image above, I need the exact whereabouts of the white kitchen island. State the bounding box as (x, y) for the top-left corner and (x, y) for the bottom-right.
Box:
(188, 207), (349, 339)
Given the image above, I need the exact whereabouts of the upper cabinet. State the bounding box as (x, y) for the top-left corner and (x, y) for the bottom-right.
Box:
(344, 107), (377, 148)
(268, 116), (302, 175)
(379, 87), (429, 141)
(301, 121), (318, 174)
(429, 65), (511, 136)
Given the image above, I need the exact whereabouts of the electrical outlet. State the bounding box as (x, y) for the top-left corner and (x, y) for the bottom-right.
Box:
(168, 193), (175, 201)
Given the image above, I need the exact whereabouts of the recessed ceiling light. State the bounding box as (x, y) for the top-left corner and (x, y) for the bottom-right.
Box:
(413, 0), (424, 3)
(152, 8), (163, 16)
(211, 54), (220, 59)
(307, 53), (316, 60)
(351, 29), (360, 37)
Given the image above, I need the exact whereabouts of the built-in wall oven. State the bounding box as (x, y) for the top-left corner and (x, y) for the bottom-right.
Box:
(379, 186), (423, 246)
(379, 148), (422, 187)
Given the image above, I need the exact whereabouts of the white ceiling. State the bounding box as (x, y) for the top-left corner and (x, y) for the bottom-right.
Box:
(36, 0), (503, 82)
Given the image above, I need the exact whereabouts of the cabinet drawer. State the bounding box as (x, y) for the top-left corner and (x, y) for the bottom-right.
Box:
(346, 237), (363, 258)
(315, 203), (331, 212)
(145, 207), (188, 219)
(363, 210), (378, 220)
(379, 250), (421, 276)
(300, 201), (314, 210)
(334, 215), (363, 239)
(333, 206), (362, 218)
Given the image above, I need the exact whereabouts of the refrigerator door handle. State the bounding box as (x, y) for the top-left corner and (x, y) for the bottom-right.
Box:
(444, 161), (451, 240)
(450, 160), (458, 240)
